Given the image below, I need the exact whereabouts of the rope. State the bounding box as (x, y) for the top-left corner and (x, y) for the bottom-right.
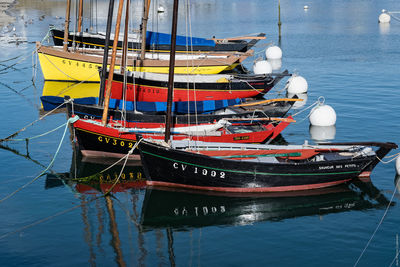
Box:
(354, 185), (397, 266)
(0, 132), (142, 239)
(0, 117), (78, 204)
(102, 138), (143, 195)
(0, 98), (73, 143)
(5, 122), (68, 142)
(375, 153), (400, 164)
(0, 200), (96, 240)
(289, 96), (325, 124)
(39, 51), (100, 82)
(387, 12), (400, 22)
(0, 50), (36, 74)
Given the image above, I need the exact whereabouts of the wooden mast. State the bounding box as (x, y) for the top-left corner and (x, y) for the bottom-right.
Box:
(140, 0), (151, 62)
(101, 0), (125, 126)
(77, 0), (84, 32)
(63, 0), (72, 52)
(98, 0), (115, 106)
(121, 0), (130, 72)
(164, 0), (179, 143)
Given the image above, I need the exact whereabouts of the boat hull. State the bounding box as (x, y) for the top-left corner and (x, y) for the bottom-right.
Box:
(138, 140), (383, 192)
(65, 99), (295, 124)
(37, 44), (245, 82)
(71, 118), (290, 158)
(51, 29), (262, 53)
(107, 71), (286, 102)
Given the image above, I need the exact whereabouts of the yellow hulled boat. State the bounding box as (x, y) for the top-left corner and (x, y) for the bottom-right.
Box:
(36, 43), (251, 82)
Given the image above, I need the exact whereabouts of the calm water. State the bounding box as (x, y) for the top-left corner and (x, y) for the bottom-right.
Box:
(1, 0), (400, 266)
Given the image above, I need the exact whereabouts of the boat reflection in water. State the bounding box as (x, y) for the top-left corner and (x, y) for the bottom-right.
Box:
(40, 81), (100, 111)
(45, 151), (145, 193)
(139, 181), (391, 230)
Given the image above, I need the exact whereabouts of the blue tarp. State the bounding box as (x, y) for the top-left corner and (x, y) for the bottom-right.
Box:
(41, 96), (242, 113)
(108, 98), (241, 113)
(146, 31), (216, 47)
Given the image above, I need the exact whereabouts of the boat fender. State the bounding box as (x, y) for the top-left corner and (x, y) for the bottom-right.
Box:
(158, 6), (165, 13)
(286, 74), (308, 94)
(379, 10), (391, 23)
(253, 60), (272, 75)
(265, 46), (282, 60)
(309, 104), (336, 126)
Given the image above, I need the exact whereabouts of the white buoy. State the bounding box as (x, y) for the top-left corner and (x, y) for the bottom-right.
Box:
(269, 59), (282, 71)
(309, 125), (336, 141)
(253, 60), (272, 75)
(309, 104), (337, 126)
(304, 5), (309, 10)
(265, 46), (282, 60)
(158, 6), (165, 13)
(286, 75), (308, 94)
(379, 12), (391, 23)
(396, 156), (400, 175)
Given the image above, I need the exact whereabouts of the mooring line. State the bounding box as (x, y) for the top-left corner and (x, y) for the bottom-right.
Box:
(0, 140), (141, 239)
(354, 185), (397, 266)
(0, 50), (36, 73)
(0, 196), (101, 240)
(103, 139), (143, 195)
(0, 98), (73, 143)
(0, 117), (78, 204)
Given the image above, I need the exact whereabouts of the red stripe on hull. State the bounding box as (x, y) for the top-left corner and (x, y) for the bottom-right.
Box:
(146, 179), (353, 192)
(110, 82), (264, 102)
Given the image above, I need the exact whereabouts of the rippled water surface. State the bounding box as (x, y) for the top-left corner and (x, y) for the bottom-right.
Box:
(1, 0), (400, 266)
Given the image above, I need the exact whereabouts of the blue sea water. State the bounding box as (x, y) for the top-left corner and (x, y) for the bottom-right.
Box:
(1, 0), (400, 266)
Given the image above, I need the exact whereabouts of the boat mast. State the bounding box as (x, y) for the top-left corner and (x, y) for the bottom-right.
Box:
(63, 0), (72, 52)
(121, 0), (130, 73)
(140, 0), (151, 62)
(98, 0), (115, 106)
(164, 0), (179, 143)
(101, 0), (125, 126)
(78, 0), (84, 32)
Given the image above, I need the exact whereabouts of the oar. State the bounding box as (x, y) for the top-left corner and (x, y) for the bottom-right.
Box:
(234, 98), (302, 107)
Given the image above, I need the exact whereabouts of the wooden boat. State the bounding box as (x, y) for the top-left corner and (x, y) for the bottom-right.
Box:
(39, 69), (290, 110)
(106, 70), (289, 102)
(36, 43), (252, 82)
(68, 0), (293, 161)
(65, 97), (298, 124)
(50, 28), (266, 53)
(71, 116), (293, 159)
(137, 139), (397, 192)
